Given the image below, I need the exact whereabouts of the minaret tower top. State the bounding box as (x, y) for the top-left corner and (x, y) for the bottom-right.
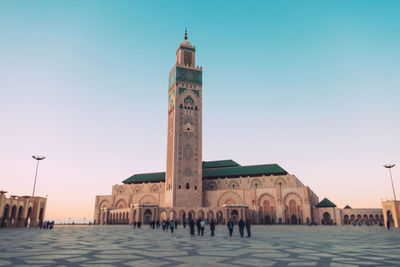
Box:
(176, 29), (197, 68)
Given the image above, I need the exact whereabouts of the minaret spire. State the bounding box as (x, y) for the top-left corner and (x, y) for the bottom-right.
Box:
(184, 28), (188, 40)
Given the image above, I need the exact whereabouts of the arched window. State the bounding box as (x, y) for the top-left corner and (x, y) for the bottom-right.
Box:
(186, 183), (190, 189)
(194, 186), (197, 190)
(178, 185), (182, 189)
(254, 183), (259, 189)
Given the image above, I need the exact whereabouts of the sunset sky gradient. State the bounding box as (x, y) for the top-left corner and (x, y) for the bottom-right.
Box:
(1, 0), (399, 220)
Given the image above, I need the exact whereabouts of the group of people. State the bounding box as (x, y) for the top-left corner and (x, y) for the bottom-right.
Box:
(39, 220), (54, 229)
(132, 217), (251, 237)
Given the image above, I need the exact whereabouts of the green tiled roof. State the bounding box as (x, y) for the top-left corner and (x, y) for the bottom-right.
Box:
(202, 160), (240, 169)
(123, 172), (165, 184)
(123, 160), (288, 184)
(344, 205), (352, 209)
(202, 164), (287, 179)
(316, 198), (337, 208)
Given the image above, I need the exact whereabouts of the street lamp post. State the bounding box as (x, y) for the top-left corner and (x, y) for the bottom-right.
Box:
(32, 155), (46, 197)
(384, 164), (396, 201)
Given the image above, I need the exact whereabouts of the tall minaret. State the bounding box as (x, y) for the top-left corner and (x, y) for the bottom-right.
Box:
(165, 30), (203, 207)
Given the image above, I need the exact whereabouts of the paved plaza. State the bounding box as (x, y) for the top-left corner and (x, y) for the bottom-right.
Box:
(0, 225), (399, 266)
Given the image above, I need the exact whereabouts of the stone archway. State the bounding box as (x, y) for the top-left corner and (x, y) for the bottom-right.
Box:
(38, 208), (44, 226)
(26, 207), (32, 227)
(231, 209), (239, 224)
(284, 192), (302, 224)
(197, 210), (204, 220)
(159, 210), (167, 221)
(10, 205), (17, 226)
(169, 210), (176, 221)
(178, 210), (186, 223)
(216, 211), (223, 224)
(343, 214), (349, 224)
(1, 204), (10, 227)
(387, 210), (394, 227)
(139, 195), (157, 205)
(115, 199), (128, 209)
(188, 210), (195, 221)
(143, 209), (152, 224)
(17, 206), (24, 226)
(207, 210), (214, 222)
(322, 212), (331, 225)
(217, 191), (242, 207)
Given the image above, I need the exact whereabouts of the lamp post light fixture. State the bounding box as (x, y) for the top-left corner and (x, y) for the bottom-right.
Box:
(384, 164), (396, 201)
(32, 155), (46, 197)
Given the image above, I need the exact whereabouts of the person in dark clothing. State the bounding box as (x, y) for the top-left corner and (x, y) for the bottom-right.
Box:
(387, 219), (391, 230)
(170, 220), (175, 233)
(210, 219), (216, 237)
(138, 221), (142, 228)
(238, 219), (245, 237)
(245, 219), (251, 237)
(189, 219), (195, 237)
(196, 219), (201, 236)
(227, 219), (234, 237)
(183, 220), (186, 229)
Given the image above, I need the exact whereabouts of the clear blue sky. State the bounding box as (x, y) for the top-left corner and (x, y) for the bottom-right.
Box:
(1, 0), (399, 220)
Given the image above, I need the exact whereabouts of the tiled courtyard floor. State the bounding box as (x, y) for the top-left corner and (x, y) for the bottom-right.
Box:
(0, 225), (399, 266)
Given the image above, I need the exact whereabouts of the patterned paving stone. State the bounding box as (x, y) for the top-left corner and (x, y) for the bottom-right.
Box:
(0, 225), (399, 266)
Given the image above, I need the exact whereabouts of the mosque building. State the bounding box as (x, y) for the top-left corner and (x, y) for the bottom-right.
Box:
(94, 32), (383, 226)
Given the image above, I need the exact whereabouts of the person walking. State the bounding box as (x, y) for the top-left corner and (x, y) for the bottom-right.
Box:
(200, 219), (205, 236)
(183, 219), (186, 229)
(387, 219), (391, 230)
(170, 220), (175, 234)
(210, 219), (216, 237)
(245, 218), (251, 238)
(227, 219), (234, 237)
(238, 219), (245, 238)
(189, 218), (195, 237)
(196, 218), (201, 236)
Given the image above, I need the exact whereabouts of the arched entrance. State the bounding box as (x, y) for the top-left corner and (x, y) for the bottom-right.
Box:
(197, 210), (204, 220)
(288, 199), (297, 224)
(1, 204), (10, 227)
(159, 210), (167, 221)
(343, 215), (349, 224)
(216, 211), (223, 224)
(169, 210), (176, 221)
(10, 205), (17, 226)
(322, 212), (331, 225)
(231, 209), (239, 224)
(291, 215), (298, 224)
(17, 206), (23, 226)
(38, 208), (44, 226)
(178, 210), (186, 223)
(144, 209), (152, 224)
(188, 210), (195, 221)
(25, 207), (32, 227)
(387, 210), (394, 227)
(207, 211), (214, 222)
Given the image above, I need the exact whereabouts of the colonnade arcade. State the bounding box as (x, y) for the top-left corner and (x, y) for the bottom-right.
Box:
(1, 204), (44, 228)
(99, 204), (251, 225)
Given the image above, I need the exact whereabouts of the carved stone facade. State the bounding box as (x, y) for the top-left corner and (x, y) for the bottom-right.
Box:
(94, 34), (383, 226)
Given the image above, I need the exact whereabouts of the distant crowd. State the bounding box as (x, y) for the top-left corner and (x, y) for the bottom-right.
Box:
(38, 220), (55, 229)
(133, 218), (252, 237)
